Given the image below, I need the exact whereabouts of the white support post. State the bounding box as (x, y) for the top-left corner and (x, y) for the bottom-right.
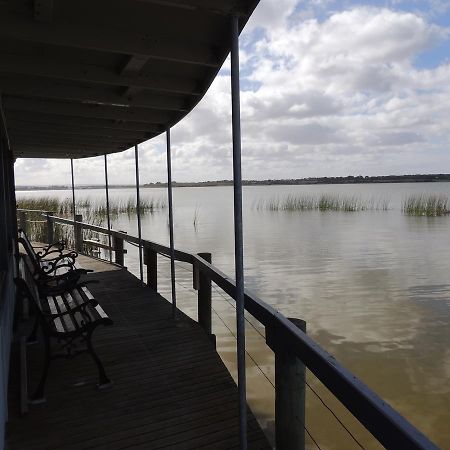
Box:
(135, 144), (144, 282)
(231, 15), (247, 450)
(70, 158), (76, 246)
(166, 128), (177, 319)
(104, 154), (112, 263)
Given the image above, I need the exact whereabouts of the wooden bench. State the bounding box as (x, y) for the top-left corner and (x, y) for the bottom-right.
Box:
(15, 256), (113, 404)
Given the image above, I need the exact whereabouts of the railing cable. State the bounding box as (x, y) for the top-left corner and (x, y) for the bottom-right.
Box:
(167, 258), (268, 342)
(306, 381), (365, 449)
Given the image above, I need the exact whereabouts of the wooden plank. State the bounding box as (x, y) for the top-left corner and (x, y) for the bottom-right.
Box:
(53, 295), (76, 332)
(63, 292), (85, 329)
(46, 295), (65, 333)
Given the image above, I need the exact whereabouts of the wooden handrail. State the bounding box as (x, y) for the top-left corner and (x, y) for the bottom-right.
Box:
(43, 213), (437, 449)
(17, 208), (54, 214)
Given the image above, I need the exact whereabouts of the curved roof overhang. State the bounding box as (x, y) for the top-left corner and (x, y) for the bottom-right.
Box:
(0, 0), (259, 159)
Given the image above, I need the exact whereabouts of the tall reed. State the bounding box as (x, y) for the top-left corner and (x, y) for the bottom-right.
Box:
(17, 196), (166, 217)
(402, 194), (449, 216)
(255, 193), (390, 212)
(16, 195), (167, 245)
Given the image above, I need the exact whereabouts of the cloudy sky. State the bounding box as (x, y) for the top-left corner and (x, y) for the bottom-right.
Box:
(14, 0), (450, 186)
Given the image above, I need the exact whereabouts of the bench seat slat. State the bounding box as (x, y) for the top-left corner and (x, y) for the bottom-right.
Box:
(81, 287), (109, 320)
(46, 296), (65, 333)
(61, 293), (83, 331)
(65, 292), (92, 328)
(54, 295), (77, 333)
(70, 289), (98, 323)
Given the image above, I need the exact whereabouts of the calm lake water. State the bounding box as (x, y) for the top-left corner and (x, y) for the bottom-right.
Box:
(17, 183), (450, 449)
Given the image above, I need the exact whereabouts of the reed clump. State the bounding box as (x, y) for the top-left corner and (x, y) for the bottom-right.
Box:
(17, 196), (166, 218)
(402, 194), (449, 216)
(17, 195), (167, 245)
(255, 194), (390, 212)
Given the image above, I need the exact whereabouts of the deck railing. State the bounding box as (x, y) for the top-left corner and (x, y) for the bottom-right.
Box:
(19, 210), (439, 450)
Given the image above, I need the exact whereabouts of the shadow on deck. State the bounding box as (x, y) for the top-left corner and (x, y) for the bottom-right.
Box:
(7, 255), (270, 449)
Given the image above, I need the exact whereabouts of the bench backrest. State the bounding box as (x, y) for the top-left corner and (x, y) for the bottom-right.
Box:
(15, 256), (45, 314)
(17, 229), (42, 276)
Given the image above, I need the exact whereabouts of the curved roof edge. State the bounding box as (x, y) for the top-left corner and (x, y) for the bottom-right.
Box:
(0, 0), (260, 159)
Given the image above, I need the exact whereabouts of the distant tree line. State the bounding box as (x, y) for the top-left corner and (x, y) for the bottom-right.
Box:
(143, 174), (450, 187)
(16, 174), (450, 190)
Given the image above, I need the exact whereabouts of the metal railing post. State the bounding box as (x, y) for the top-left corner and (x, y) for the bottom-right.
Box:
(266, 318), (306, 450)
(144, 246), (158, 292)
(74, 214), (83, 253)
(230, 14), (247, 448)
(45, 212), (53, 244)
(197, 252), (215, 346)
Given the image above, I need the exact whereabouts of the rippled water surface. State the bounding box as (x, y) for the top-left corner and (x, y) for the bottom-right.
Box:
(18, 183), (450, 449)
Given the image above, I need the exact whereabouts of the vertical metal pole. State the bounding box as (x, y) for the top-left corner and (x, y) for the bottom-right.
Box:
(70, 157), (76, 223)
(231, 15), (247, 449)
(135, 144), (144, 282)
(104, 154), (112, 263)
(166, 128), (177, 319)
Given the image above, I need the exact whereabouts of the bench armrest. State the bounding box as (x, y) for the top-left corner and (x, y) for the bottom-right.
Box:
(38, 249), (78, 261)
(41, 255), (77, 275)
(35, 241), (67, 258)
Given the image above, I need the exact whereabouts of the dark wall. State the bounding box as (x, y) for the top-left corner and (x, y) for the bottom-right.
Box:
(0, 96), (18, 450)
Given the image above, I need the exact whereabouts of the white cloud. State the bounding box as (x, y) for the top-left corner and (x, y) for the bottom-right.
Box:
(14, 3), (450, 185)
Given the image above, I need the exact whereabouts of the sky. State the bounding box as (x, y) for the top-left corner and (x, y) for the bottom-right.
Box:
(13, 0), (450, 186)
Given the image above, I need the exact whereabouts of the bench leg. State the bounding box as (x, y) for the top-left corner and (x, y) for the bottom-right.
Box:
(29, 333), (51, 404)
(86, 329), (112, 388)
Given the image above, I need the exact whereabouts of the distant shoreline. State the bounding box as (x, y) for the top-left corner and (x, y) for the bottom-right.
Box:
(15, 173), (450, 191)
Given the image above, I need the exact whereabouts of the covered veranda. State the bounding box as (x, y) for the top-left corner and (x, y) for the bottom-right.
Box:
(0, 1), (441, 449)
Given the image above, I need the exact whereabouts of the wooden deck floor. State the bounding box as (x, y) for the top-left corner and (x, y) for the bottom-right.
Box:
(7, 256), (270, 450)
